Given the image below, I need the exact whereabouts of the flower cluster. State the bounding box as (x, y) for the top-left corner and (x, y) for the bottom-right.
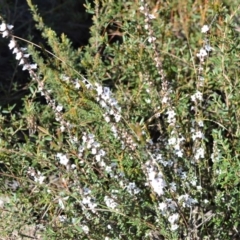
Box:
(104, 195), (118, 210)
(81, 187), (98, 213)
(0, 22), (37, 71)
(27, 167), (45, 184)
(95, 83), (121, 123)
(0, 22), (13, 37)
(144, 160), (166, 196)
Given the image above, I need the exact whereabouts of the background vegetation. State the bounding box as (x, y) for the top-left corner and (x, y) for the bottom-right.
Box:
(0, 0), (240, 239)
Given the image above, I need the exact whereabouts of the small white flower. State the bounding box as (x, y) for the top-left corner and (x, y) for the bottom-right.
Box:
(204, 44), (214, 52)
(204, 199), (209, 204)
(104, 196), (118, 209)
(201, 25), (209, 33)
(91, 148), (97, 155)
(159, 202), (167, 212)
(171, 224), (179, 231)
(12, 48), (19, 55)
(168, 137), (176, 145)
(197, 120), (204, 127)
(35, 175), (45, 184)
(58, 198), (65, 209)
(82, 225), (89, 234)
(0, 22), (7, 31)
(8, 39), (16, 49)
(60, 125), (65, 132)
(148, 36), (156, 43)
(170, 182), (177, 191)
(22, 64), (30, 71)
(56, 105), (63, 112)
(96, 85), (103, 95)
(192, 130), (204, 140)
(57, 153), (69, 166)
(168, 213), (179, 224)
(167, 109), (176, 119)
(196, 48), (207, 58)
(15, 52), (23, 60)
(19, 58), (25, 65)
(74, 80), (80, 89)
(148, 14), (156, 20)
(191, 91), (203, 102)
(104, 114), (110, 122)
(195, 147), (204, 160)
(2, 30), (9, 38)
(30, 62), (38, 70)
(114, 113), (121, 122)
(59, 215), (67, 222)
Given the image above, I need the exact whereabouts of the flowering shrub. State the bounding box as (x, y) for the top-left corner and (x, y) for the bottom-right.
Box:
(0, 0), (240, 239)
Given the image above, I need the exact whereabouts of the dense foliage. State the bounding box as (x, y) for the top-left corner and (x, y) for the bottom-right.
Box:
(0, 0), (240, 239)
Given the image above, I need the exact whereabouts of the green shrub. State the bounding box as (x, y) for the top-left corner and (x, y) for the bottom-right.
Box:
(0, 0), (240, 239)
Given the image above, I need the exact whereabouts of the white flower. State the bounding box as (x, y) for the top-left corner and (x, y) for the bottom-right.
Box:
(30, 63), (37, 69)
(159, 202), (167, 212)
(162, 96), (168, 104)
(2, 30), (9, 38)
(56, 153), (69, 166)
(191, 91), (203, 102)
(197, 120), (204, 127)
(0, 23), (13, 38)
(176, 150), (183, 157)
(150, 175), (166, 196)
(168, 137), (176, 145)
(82, 196), (97, 213)
(197, 185), (202, 191)
(13, 47), (19, 54)
(0, 22), (7, 31)
(148, 36), (156, 43)
(56, 105), (63, 112)
(168, 213), (179, 224)
(19, 58), (25, 65)
(82, 225), (89, 234)
(58, 198), (65, 209)
(104, 114), (110, 122)
(126, 182), (141, 195)
(171, 224), (179, 231)
(114, 113), (121, 122)
(91, 148), (97, 155)
(195, 147), (205, 160)
(8, 39), (16, 49)
(16, 52), (23, 60)
(196, 48), (207, 58)
(166, 109), (176, 123)
(96, 149), (106, 162)
(60, 125), (65, 132)
(96, 85), (103, 95)
(204, 44), (214, 52)
(201, 25), (209, 33)
(59, 215), (67, 222)
(74, 80), (80, 89)
(35, 175), (45, 184)
(148, 14), (156, 19)
(178, 194), (197, 208)
(192, 130), (204, 140)
(169, 182), (176, 192)
(104, 196), (118, 209)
